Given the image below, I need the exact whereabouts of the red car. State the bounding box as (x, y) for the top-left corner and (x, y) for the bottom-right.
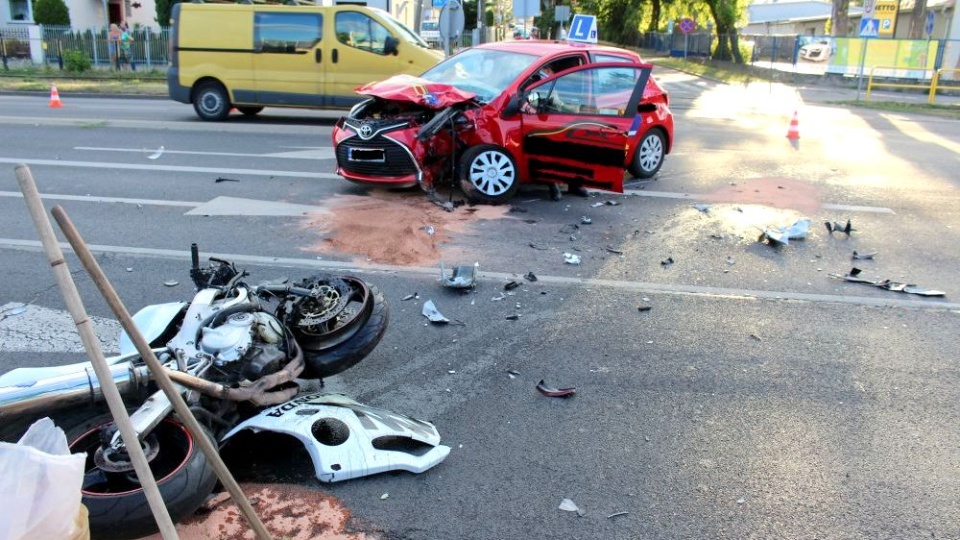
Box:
(333, 41), (674, 204)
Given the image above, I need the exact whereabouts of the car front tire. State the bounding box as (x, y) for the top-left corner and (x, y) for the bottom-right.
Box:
(458, 145), (520, 204)
(628, 129), (666, 178)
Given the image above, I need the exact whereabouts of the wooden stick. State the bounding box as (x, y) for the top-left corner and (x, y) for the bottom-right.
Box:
(14, 164), (180, 540)
(48, 206), (272, 540)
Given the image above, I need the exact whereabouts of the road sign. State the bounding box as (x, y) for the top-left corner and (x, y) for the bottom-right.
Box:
(859, 18), (879, 38)
(863, 0), (876, 18)
(567, 14), (597, 43)
(439, 0), (465, 40)
(874, 0), (899, 38)
(925, 11), (935, 36)
(554, 5), (570, 23)
(432, 0), (445, 8)
(679, 17), (696, 34)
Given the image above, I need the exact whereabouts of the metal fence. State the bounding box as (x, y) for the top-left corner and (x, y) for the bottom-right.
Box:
(1, 24), (170, 71)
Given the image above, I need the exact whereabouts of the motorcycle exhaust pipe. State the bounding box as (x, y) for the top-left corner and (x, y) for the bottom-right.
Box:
(0, 362), (152, 421)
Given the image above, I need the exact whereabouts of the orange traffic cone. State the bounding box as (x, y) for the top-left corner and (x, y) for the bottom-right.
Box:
(48, 84), (63, 108)
(786, 110), (800, 140)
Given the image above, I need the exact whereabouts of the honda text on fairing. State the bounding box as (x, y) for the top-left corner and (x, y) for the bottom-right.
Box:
(332, 41), (674, 204)
(0, 245), (449, 540)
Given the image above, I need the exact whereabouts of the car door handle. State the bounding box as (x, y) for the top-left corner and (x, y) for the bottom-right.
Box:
(332, 49), (338, 63)
(315, 49), (322, 63)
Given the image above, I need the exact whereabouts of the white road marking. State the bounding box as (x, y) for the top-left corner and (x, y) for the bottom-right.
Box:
(186, 196), (330, 216)
(0, 190), (201, 207)
(623, 189), (895, 214)
(0, 157), (342, 179)
(75, 146), (336, 160)
(1, 240), (957, 312)
(0, 302), (120, 353)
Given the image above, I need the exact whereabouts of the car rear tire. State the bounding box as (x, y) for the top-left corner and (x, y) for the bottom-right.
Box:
(193, 81), (230, 121)
(237, 106), (263, 116)
(628, 129), (666, 178)
(458, 145), (520, 204)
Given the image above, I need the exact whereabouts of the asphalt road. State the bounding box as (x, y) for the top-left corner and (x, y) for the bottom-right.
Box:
(1, 75), (959, 540)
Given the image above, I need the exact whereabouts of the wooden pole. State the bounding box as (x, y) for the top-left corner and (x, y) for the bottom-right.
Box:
(14, 164), (180, 540)
(48, 208), (273, 540)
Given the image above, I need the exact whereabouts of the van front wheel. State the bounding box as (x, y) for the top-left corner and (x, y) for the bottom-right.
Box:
(193, 82), (230, 121)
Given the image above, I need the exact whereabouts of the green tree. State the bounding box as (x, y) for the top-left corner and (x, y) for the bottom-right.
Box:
(830, 0), (850, 36)
(156, 0), (182, 27)
(33, 0), (71, 26)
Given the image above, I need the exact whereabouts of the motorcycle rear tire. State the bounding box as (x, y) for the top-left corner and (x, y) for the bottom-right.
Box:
(66, 411), (218, 540)
(301, 284), (389, 378)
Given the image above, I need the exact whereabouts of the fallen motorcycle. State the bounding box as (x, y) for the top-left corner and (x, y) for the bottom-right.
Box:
(0, 244), (449, 539)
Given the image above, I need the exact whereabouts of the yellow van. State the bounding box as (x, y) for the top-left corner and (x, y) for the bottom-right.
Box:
(167, 3), (444, 120)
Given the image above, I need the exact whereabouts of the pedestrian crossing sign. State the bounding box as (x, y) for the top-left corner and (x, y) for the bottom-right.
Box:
(567, 14), (598, 43)
(859, 17), (879, 37)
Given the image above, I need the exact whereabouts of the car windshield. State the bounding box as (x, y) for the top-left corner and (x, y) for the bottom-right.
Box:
(375, 9), (431, 48)
(420, 48), (540, 103)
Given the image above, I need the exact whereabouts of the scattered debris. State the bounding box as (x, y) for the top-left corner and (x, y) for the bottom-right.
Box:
(0, 304), (27, 322)
(537, 380), (576, 398)
(563, 253), (581, 265)
(581, 216), (592, 225)
(507, 370), (520, 379)
(559, 224), (580, 235)
(591, 202), (604, 208)
(509, 206), (528, 213)
(529, 243), (549, 250)
(605, 246), (624, 255)
(523, 219), (538, 224)
(852, 251), (877, 260)
(420, 225), (436, 236)
(829, 268), (946, 296)
(440, 262), (478, 289)
(607, 512), (629, 519)
(726, 256), (735, 266)
(750, 334), (762, 341)
(637, 306), (652, 312)
(147, 145), (165, 160)
(504, 281), (520, 291)
(126, 267), (134, 272)
(163, 280), (179, 287)
(402, 293), (419, 301)
(825, 220), (853, 234)
(523, 271), (538, 282)
(559, 498), (585, 516)
(758, 218), (811, 246)
(661, 257), (674, 266)
(215, 177), (240, 183)
(505, 314), (521, 320)
(693, 203), (710, 213)
(380, 493), (389, 500)
(605, 200), (620, 206)
(422, 300), (450, 323)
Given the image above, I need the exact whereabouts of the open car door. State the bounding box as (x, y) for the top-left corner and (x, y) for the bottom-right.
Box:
(519, 62), (652, 193)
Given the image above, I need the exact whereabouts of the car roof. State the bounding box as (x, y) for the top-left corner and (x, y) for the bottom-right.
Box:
(476, 40), (641, 59)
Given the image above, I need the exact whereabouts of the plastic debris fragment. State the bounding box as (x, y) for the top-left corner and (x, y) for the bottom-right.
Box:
(758, 218), (811, 246)
(537, 380), (576, 398)
(163, 280), (179, 287)
(661, 257), (674, 266)
(422, 300), (450, 323)
(607, 512), (629, 519)
(606, 246), (624, 255)
(215, 177), (240, 183)
(605, 200), (620, 206)
(504, 281), (520, 291)
(563, 253), (581, 265)
(852, 251), (877, 260)
(420, 225), (436, 236)
(507, 370), (520, 378)
(693, 204), (710, 213)
(505, 314), (520, 320)
(829, 268), (946, 297)
(402, 293), (419, 301)
(581, 216), (592, 225)
(559, 498), (585, 516)
(825, 220), (853, 234)
(637, 306), (652, 312)
(524, 271), (538, 282)
(440, 262), (477, 288)
(147, 146), (164, 160)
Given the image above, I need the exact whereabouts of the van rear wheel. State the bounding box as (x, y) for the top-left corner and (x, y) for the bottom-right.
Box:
(193, 81), (230, 121)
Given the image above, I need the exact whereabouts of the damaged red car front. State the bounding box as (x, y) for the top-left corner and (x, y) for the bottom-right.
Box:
(332, 42), (674, 204)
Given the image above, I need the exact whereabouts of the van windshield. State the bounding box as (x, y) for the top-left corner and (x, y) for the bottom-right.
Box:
(376, 10), (431, 48)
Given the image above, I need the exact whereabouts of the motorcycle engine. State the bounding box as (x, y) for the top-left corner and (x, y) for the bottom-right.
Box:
(200, 312), (287, 382)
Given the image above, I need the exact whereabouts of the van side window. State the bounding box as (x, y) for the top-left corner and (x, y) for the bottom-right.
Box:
(336, 11), (391, 55)
(255, 12), (322, 53)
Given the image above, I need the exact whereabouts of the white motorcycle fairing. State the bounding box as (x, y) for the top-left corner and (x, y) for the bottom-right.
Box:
(223, 392), (451, 482)
(119, 301), (188, 356)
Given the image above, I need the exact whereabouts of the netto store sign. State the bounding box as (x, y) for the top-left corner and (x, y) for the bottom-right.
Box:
(873, 0), (899, 38)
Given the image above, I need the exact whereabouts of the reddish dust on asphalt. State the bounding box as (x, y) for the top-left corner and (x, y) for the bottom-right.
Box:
(303, 192), (512, 266)
(138, 483), (374, 540)
(703, 177), (823, 214)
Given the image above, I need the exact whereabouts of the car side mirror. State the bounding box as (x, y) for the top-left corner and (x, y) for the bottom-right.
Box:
(384, 36), (399, 56)
(503, 92), (523, 116)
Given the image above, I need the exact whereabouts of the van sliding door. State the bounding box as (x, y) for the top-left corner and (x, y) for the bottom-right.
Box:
(327, 10), (401, 106)
(252, 12), (325, 107)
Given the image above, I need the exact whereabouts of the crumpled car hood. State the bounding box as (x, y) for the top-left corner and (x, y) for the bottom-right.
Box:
(355, 74), (477, 109)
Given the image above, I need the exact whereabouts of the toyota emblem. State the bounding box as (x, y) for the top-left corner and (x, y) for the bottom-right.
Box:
(358, 124), (374, 139)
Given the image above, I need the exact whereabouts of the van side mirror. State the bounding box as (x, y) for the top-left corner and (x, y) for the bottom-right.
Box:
(384, 36), (399, 56)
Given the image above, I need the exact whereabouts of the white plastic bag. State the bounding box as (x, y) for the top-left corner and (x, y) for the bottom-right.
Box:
(0, 417), (87, 540)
